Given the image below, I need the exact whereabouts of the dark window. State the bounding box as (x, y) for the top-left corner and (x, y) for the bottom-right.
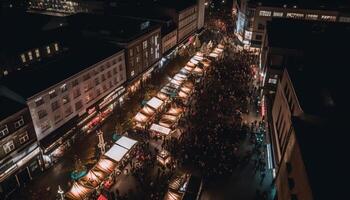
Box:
(49, 90), (57, 99)
(72, 79), (79, 87)
(62, 96), (70, 104)
(14, 117), (24, 129)
(113, 68), (118, 75)
(65, 107), (73, 117)
(51, 101), (60, 111)
(101, 74), (106, 81)
(255, 34), (263, 40)
(0, 125), (9, 137)
(35, 98), (44, 107)
(286, 162), (292, 174)
(107, 71), (112, 78)
(75, 101), (83, 111)
(73, 88), (81, 98)
(95, 77), (100, 85)
(291, 194), (298, 200)
(258, 23), (265, 30)
(118, 56), (122, 62)
(83, 73), (91, 81)
(100, 65), (105, 72)
(38, 110), (48, 119)
(288, 178), (295, 190)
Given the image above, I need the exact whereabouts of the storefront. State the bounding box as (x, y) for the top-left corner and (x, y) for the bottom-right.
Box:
(0, 144), (42, 199)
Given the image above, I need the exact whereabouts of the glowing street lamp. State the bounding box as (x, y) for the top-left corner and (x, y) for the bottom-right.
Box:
(57, 185), (64, 200)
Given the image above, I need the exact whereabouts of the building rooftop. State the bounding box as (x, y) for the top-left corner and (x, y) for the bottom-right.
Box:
(110, 0), (197, 12)
(292, 115), (347, 199)
(266, 19), (350, 116)
(0, 41), (122, 99)
(68, 14), (161, 43)
(0, 95), (26, 121)
(109, 6), (177, 36)
(0, 11), (68, 57)
(249, 0), (350, 11)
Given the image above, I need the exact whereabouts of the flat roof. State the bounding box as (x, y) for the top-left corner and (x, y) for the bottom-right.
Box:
(105, 144), (129, 162)
(292, 116), (347, 199)
(0, 42), (123, 99)
(115, 136), (138, 150)
(68, 13), (161, 43)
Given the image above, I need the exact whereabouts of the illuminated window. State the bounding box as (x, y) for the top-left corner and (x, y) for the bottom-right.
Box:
(49, 90), (57, 99)
(54, 43), (59, 51)
(259, 10), (271, 17)
(286, 13), (304, 18)
(14, 117), (24, 129)
(273, 12), (283, 17)
(136, 56), (140, 63)
(321, 15), (336, 21)
(339, 17), (350, 23)
(268, 78), (277, 84)
(21, 54), (26, 63)
(306, 14), (318, 20)
(28, 51), (33, 60)
(0, 125), (9, 137)
(3, 140), (15, 153)
(131, 70), (135, 77)
(244, 31), (252, 40)
(35, 97), (44, 107)
(35, 49), (40, 57)
(129, 49), (133, 57)
(143, 40), (148, 49)
(46, 46), (51, 54)
(19, 132), (29, 144)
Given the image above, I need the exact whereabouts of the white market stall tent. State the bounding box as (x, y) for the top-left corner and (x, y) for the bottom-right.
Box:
(147, 97), (164, 110)
(105, 145), (129, 162)
(66, 182), (93, 200)
(150, 123), (172, 135)
(115, 136), (138, 150)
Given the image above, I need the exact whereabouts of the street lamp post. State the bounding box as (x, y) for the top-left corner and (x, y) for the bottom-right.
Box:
(57, 185), (64, 200)
(97, 129), (106, 154)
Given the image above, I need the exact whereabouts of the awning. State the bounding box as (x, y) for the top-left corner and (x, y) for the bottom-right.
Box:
(150, 124), (171, 135)
(105, 145), (128, 162)
(140, 106), (155, 116)
(115, 136), (138, 150)
(192, 55), (203, 61)
(184, 66), (194, 72)
(189, 59), (199, 65)
(196, 52), (204, 57)
(161, 114), (178, 122)
(209, 53), (219, 58)
(95, 157), (117, 174)
(80, 168), (106, 188)
(170, 79), (182, 86)
(147, 97), (164, 110)
(166, 107), (183, 116)
(178, 91), (189, 98)
(66, 182), (93, 200)
(157, 92), (169, 101)
(187, 62), (196, 67)
(180, 86), (191, 94)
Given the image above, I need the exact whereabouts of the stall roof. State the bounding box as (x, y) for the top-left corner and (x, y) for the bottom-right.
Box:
(181, 86), (191, 94)
(184, 66), (194, 72)
(105, 145), (129, 162)
(134, 112), (149, 123)
(115, 136), (138, 150)
(167, 107), (183, 116)
(157, 92), (169, 101)
(147, 97), (164, 110)
(80, 168), (105, 188)
(193, 67), (203, 74)
(187, 62), (195, 67)
(66, 182), (93, 200)
(209, 53), (218, 58)
(161, 114), (178, 122)
(178, 91), (189, 98)
(150, 123), (171, 135)
(140, 105), (155, 116)
(189, 59), (199, 65)
(180, 68), (191, 75)
(196, 52), (204, 57)
(95, 157), (117, 174)
(170, 79), (182, 86)
(192, 55), (203, 61)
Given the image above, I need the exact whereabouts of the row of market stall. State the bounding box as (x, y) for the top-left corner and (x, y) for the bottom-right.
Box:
(133, 51), (213, 139)
(66, 136), (138, 200)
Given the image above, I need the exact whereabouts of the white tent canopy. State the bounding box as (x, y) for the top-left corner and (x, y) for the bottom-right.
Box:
(115, 136), (138, 150)
(209, 53), (219, 58)
(105, 145), (128, 162)
(147, 97), (164, 110)
(190, 58), (199, 65)
(150, 124), (171, 135)
(192, 55), (204, 61)
(134, 112), (149, 123)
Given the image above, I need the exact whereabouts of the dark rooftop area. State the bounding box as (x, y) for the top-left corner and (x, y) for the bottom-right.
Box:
(68, 13), (161, 43)
(292, 115), (347, 199)
(0, 41), (122, 99)
(0, 11), (68, 56)
(250, 0), (350, 11)
(0, 95), (26, 121)
(111, 0), (197, 11)
(267, 19), (350, 116)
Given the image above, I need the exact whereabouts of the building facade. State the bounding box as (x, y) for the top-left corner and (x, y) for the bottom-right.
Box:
(0, 102), (42, 199)
(197, 0), (206, 30)
(22, 49), (126, 165)
(233, 0), (350, 49)
(177, 5), (198, 43)
(161, 29), (178, 54)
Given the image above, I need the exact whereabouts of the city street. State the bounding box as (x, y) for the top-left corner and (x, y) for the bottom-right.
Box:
(10, 2), (275, 200)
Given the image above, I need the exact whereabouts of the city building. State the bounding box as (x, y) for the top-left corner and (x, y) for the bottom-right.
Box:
(0, 41), (127, 167)
(0, 11), (68, 78)
(68, 14), (162, 93)
(233, 0), (350, 50)
(28, 0), (105, 14)
(156, 0), (199, 44)
(109, 6), (178, 55)
(0, 95), (42, 199)
(263, 19), (350, 200)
